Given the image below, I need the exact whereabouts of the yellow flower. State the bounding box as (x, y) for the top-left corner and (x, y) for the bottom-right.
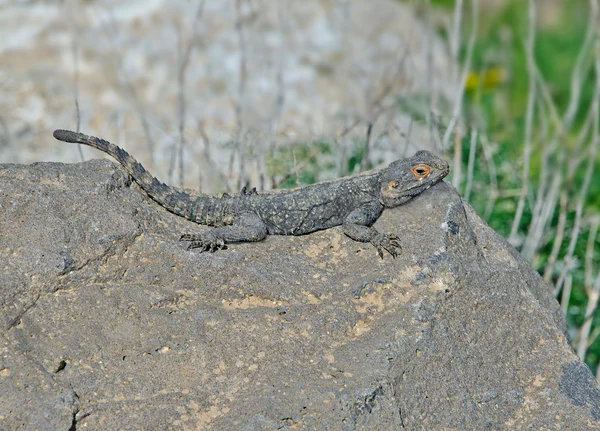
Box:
(465, 66), (507, 91)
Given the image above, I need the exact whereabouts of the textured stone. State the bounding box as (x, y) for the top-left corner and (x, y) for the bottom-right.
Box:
(1, 159), (597, 430)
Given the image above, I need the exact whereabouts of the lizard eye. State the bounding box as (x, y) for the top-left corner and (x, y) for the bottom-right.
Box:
(388, 180), (400, 189)
(411, 164), (431, 178)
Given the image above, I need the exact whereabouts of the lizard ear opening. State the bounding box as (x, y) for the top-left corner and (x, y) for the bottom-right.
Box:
(388, 180), (400, 189)
(411, 164), (431, 178)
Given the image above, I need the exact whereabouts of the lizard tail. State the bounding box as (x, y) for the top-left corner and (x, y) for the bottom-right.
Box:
(53, 129), (211, 222)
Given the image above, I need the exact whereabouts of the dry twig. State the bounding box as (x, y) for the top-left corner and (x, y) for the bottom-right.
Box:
(174, 0), (206, 188)
(479, 135), (498, 220)
(575, 48), (600, 360)
(553, 41), (600, 297)
(66, 5), (84, 162)
(464, 129), (477, 202)
(509, 0), (536, 244)
(442, 0), (478, 160)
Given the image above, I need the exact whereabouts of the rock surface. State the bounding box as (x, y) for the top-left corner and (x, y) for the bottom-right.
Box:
(1, 159), (599, 430)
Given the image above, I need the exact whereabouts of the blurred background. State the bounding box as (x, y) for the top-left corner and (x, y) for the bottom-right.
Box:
(1, 0), (599, 378)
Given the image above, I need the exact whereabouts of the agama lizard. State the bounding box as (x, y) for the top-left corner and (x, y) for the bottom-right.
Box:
(53, 129), (449, 257)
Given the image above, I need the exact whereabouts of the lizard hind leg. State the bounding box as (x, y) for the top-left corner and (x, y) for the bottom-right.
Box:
(180, 212), (267, 253)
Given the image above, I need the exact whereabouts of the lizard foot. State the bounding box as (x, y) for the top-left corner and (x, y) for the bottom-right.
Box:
(180, 234), (227, 253)
(371, 233), (401, 259)
(187, 238), (227, 253)
(180, 233), (201, 241)
(241, 186), (258, 196)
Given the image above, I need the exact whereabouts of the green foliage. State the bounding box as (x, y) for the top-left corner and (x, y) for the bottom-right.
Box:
(266, 140), (335, 189)
(441, 0), (600, 372)
(267, 139), (374, 189)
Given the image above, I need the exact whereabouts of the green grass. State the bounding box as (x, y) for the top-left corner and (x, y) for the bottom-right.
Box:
(439, 0), (600, 372)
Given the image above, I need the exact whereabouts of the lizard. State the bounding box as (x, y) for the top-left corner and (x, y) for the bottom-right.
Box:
(53, 129), (449, 258)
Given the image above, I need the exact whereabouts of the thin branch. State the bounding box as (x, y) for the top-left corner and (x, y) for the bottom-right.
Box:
(263, 1), (288, 190)
(479, 134), (498, 220)
(509, 0), (536, 244)
(452, 123), (462, 189)
(372, 115), (393, 155)
(464, 129), (477, 202)
(68, 11), (84, 162)
(568, 105), (596, 180)
(234, 0), (248, 192)
(335, 116), (362, 143)
(442, 0), (478, 152)
(532, 170), (561, 259)
(554, 43), (600, 297)
(449, 0), (464, 72)
(430, 113), (443, 154)
(360, 122), (373, 172)
(402, 118), (413, 158)
(575, 45), (600, 360)
(523, 165), (563, 260)
(562, 0), (598, 130)
(176, 0), (206, 188)
(561, 273), (572, 314)
(588, 326), (600, 348)
(522, 95), (555, 260)
(577, 272), (600, 360)
(533, 63), (564, 133)
(196, 119), (229, 191)
(424, 0), (435, 145)
(585, 217), (600, 289)
(292, 149), (299, 187)
(537, 0), (599, 265)
(543, 192), (568, 283)
(272, 145), (322, 189)
(0, 115), (11, 149)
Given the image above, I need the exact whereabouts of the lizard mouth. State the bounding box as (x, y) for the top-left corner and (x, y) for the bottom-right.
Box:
(402, 174), (445, 196)
(380, 175), (445, 207)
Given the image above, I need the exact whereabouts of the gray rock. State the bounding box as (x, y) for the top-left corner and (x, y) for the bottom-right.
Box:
(0, 159), (598, 430)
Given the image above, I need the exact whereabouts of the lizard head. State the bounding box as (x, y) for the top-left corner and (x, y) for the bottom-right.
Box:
(379, 150), (449, 208)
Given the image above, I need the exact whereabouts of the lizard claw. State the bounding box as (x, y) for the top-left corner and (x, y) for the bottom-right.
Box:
(241, 186), (258, 196)
(186, 238), (227, 253)
(180, 233), (227, 253)
(372, 233), (401, 259)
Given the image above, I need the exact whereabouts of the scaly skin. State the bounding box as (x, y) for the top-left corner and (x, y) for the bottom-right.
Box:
(53, 129), (449, 257)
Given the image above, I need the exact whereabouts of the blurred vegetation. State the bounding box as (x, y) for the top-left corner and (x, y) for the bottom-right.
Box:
(268, 140), (335, 188)
(433, 0), (600, 373)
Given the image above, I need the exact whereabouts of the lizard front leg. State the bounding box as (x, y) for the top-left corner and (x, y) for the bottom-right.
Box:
(180, 212), (267, 252)
(342, 201), (401, 258)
